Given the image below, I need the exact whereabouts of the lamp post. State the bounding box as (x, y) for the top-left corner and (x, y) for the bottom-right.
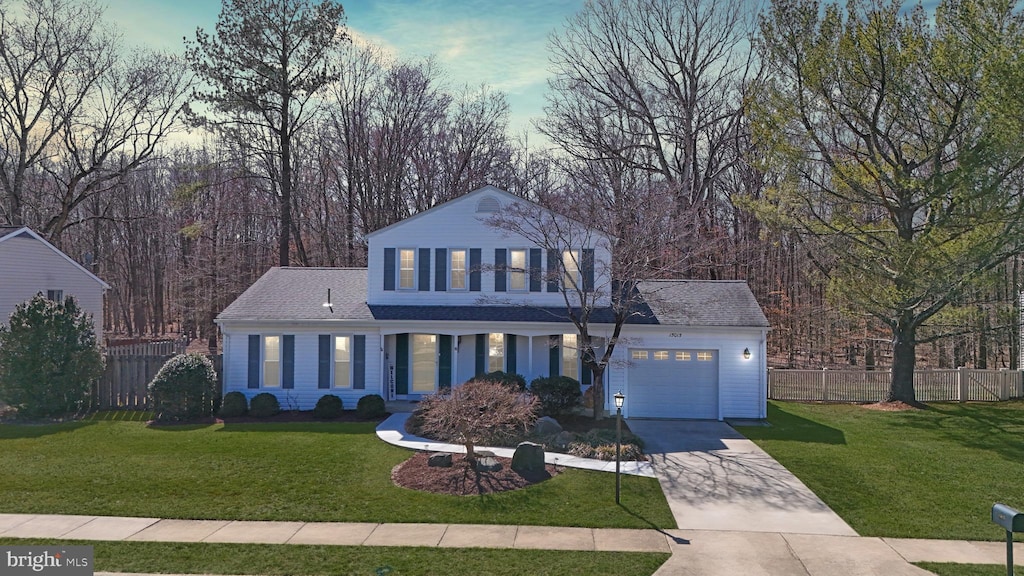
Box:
(614, 391), (625, 504)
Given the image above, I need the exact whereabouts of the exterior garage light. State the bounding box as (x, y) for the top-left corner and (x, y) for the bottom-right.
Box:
(743, 347), (751, 360)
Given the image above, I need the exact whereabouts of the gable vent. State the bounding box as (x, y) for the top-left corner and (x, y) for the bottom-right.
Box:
(476, 196), (501, 213)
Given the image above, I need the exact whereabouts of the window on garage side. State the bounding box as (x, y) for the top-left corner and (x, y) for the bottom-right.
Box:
(631, 350), (648, 360)
(697, 351), (714, 361)
(264, 336), (280, 388)
(654, 351), (669, 360)
(562, 333), (579, 380)
(676, 351), (691, 361)
(334, 336), (351, 388)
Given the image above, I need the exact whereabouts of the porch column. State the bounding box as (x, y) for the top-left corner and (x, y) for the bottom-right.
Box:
(452, 336), (459, 385)
(527, 335), (534, 383)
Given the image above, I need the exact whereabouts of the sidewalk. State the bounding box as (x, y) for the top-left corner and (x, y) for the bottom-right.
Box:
(3, 512), (1023, 573)
(375, 412), (657, 477)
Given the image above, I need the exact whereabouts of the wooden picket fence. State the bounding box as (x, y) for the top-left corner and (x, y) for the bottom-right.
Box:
(105, 338), (188, 357)
(91, 353), (222, 410)
(768, 368), (1024, 403)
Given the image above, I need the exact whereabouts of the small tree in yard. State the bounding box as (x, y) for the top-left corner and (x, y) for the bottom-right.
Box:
(416, 380), (539, 463)
(148, 353), (219, 421)
(0, 294), (104, 419)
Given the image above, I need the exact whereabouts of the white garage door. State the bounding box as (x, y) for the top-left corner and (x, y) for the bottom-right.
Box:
(627, 349), (719, 419)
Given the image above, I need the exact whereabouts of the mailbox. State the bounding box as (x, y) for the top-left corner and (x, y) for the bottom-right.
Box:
(992, 503), (1024, 532)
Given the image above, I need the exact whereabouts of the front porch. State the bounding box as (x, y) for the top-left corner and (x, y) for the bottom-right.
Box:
(380, 330), (601, 401)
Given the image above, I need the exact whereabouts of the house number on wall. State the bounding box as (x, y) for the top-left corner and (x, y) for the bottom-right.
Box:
(669, 333), (683, 337)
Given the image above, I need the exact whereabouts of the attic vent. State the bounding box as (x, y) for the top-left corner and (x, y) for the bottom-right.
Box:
(476, 196), (501, 213)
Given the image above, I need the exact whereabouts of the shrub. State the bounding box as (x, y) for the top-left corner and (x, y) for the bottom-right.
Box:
(0, 294), (104, 419)
(219, 391), (248, 418)
(356, 394), (386, 419)
(529, 376), (582, 416)
(475, 370), (528, 391)
(249, 392), (280, 418)
(314, 394), (344, 419)
(566, 428), (646, 461)
(147, 353), (219, 422)
(416, 379), (538, 461)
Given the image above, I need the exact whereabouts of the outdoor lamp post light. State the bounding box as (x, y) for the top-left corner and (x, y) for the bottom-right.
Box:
(614, 391), (625, 504)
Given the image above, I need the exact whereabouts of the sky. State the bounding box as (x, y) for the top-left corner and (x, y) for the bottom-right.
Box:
(101, 0), (587, 142)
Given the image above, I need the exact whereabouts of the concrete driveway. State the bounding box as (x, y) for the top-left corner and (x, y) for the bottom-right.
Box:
(628, 420), (857, 536)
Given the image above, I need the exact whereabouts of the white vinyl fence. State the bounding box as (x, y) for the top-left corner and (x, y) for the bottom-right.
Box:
(768, 368), (1024, 403)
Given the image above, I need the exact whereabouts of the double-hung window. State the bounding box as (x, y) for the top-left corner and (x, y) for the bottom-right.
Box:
(562, 250), (579, 290)
(264, 336), (281, 388)
(509, 249), (526, 291)
(399, 249), (415, 289)
(46, 289), (63, 302)
(450, 249), (467, 290)
(334, 336), (351, 388)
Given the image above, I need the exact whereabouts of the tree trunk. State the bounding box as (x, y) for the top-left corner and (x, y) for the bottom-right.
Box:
(888, 312), (918, 404)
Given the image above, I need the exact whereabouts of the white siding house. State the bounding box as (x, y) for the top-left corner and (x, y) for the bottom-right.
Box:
(216, 186), (770, 420)
(0, 227), (109, 341)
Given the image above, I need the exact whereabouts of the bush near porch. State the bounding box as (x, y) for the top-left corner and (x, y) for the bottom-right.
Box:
(0, 418), (676, 529)
(735, 401), (1024, 541)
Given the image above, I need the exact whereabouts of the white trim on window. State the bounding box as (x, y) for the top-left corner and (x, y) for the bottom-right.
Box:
(398, 248), (416, 290)
(334, 335), (352, 388)
(263, 335), (281, 388)
(562, 250), (580, 290)
(509, 248), (527, 291)
(450, 248), (468, 291)
(488, 333), (505, 372)
(46, 289), (63, 302)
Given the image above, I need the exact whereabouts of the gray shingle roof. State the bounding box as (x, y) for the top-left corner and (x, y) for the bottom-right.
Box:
(217, 268), (768, 328)
(634, 280), (769, 327)
(216, 268), (373, 321)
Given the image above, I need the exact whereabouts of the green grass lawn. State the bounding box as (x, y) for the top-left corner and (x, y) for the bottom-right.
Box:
(734, 401), (1024, 540)
(916, 562), (1020, 576)
(0, 538), (670, 576)
(0, 419), (675, 529)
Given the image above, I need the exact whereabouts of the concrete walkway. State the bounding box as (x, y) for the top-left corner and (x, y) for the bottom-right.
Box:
(629, 419), (856, 536)
(376, 412), (656, 477)
(2, 513), (1022, 576)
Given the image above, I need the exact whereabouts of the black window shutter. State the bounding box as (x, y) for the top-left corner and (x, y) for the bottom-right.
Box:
(494, 249), (507, 292)
(582, 249), (595, 292)
(469, 248), (482, 292)
(247, 335), (261, 389)
(506, 334), (517, 374)
(318, 335), (331, 389)
(282, 335), (295, 389)
(529, 248), (541, 292)
(475, 334), (486, 376)
(546, 249), (559, 292)
(435, 248), (447, 291)
(383, 248), (396, 291)
(418, 248), (431, 291)
(581, 359), (592, 387)
(549, 336), (560, 375)
(438, 335), (452, 388)
(353, 335), (366, 389)
(396, 334), (409, 395)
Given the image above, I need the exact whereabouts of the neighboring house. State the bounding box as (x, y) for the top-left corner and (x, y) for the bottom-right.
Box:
(216, 186), (770, 419)
(0, 226), (109, 341)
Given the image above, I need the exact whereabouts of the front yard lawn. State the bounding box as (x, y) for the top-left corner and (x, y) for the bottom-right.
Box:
(916, 563), (1021, 576)
(735, 401), (1024, 540)
(0, 538), (670, 576)
(0, 419), (675, 529)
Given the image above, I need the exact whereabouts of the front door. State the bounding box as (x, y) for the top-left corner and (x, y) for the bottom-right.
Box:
(411, 333), (437, 394)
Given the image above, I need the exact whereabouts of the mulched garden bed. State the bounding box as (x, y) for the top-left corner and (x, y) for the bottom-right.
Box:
(861, 401), (923, 411)
(391, 451), (560, 496)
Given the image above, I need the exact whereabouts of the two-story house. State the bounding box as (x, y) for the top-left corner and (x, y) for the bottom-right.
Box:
(215, 186), (769, 419)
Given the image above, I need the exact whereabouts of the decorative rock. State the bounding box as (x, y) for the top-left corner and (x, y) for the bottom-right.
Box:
(475, 450), (495, 458)
(474, 456), (502, 472)
(553, 430), (575, 449)
(512, 441), (545, 473)
(427, 452), (452, 467)
(533, 416), (562, 436)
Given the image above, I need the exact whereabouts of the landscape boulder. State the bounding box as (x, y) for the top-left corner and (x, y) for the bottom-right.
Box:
(427, 452), (452, 468)
(474, 455), (502, 472)
(512, 442), (545, 473)
(553, 430), (575, 449)
(533, 416), (562, 436)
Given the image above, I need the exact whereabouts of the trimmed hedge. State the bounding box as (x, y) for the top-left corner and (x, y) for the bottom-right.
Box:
(356, 394), (386, 419)
(147, 353), (219, 422)
(218, 391), (248, 418)
(249, 393), (280, 418)
(475, 370), (528, 391)
(314, 394), (344, 419)
(529, 375), (582, 416)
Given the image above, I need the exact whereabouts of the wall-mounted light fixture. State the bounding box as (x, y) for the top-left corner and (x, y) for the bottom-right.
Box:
(743, 347), (751, 360)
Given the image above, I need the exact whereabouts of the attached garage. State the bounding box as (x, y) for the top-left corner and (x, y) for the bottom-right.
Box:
(627, 349), (719, 419)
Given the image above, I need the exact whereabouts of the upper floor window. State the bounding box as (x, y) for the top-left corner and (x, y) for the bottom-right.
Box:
(450, 249), (467, 290)
(509, 249), (526, 291)
(399, 249), (415, 289)
(562, 250), (579, 290)
(46, 289), (63, 302)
